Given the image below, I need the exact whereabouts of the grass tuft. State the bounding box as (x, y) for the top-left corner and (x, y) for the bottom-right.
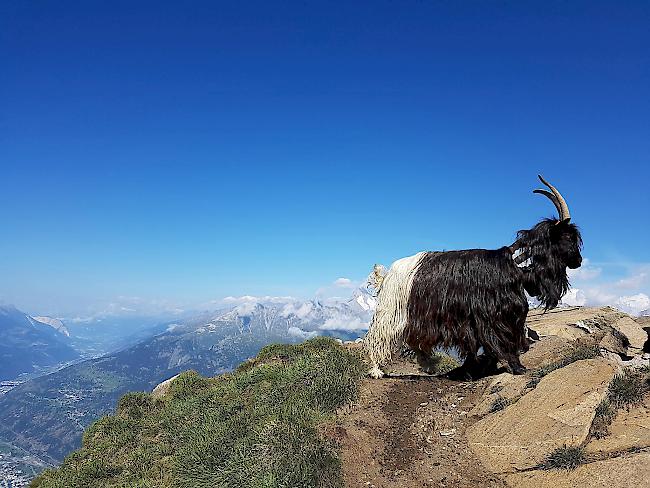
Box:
(608, 369), (647, 408)
(541, 446), (585, 470)
(427, 352), (461, 375)
(488, 396), (511, 413)
(590, 399), (616, 439)
(31, 337), (365, 488)
(526, 344), (600, 389)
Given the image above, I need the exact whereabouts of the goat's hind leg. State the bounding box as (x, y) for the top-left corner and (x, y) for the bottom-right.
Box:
(445, 352), (479, 381)
(414, 349), (439, 375)
(474, 348), (501, 378)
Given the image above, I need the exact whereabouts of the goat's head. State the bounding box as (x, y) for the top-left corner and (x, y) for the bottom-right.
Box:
(513, 175), (583, 308)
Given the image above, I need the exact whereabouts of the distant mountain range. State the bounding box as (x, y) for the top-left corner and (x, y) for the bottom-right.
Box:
(0, 305), (80, 381)
(0, 288), (373, 466)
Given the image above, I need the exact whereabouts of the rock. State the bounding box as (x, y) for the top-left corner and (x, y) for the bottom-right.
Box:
(526, 307), (622, 341)
(599, 331), (628, 357)
(151, 374), (180, 399)
(585, 403), (650, 455)
(601, 350), (650, 369)
(466, 358), (617, 473)
(505, 451), (650, 488)
(469, 373), (529, 417)
(610, 316), (647, 355)
(521, 336), (573, 369)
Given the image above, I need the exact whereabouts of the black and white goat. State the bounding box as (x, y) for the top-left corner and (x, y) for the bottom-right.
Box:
(365, 175), (583, 380)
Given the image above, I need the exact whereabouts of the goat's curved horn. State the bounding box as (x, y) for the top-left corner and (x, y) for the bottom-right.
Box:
(534, 174), (571, 221)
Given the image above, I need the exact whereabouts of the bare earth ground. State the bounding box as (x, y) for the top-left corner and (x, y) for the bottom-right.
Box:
(334, 370), (505, 488)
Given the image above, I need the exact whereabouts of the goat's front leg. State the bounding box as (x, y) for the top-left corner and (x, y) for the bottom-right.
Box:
(505, 353), (526, 375)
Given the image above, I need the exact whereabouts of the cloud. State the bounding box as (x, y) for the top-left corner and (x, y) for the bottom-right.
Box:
(220, 295), (296, 306)
(316, 277), (363, 301)
(567, 259), (601, 281)
(67, 296), (186, 322)
(288, 326), (318, 339)
(280, 302), (314, 319)
(559, 259), (650, 315)
(333, 278), (355, 288)
(614, 293), (650, 315)
(319, 317), (369, 331)
(616, 269), (650, 289)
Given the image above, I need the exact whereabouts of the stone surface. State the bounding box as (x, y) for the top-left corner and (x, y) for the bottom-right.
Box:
(505, 451), (650, 488)
(599, 330), (628, 356)
(466, 358), (617, 473)
(151, 374), (180, 399)
(611, 316), (647, 355)
(585, 402), (650, 455)
(470, 373), (530, 417)
(521, 336), (573, 369)
(526, 307), (622, 341)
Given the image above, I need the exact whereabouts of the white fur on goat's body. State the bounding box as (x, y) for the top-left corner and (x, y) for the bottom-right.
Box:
(364, 252), (426, 378)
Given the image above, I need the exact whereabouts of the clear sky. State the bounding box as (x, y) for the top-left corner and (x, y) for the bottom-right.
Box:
(1, 1), (648, 316)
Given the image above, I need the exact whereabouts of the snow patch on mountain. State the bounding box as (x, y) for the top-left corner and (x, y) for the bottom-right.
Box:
(31, 316), (70, 337)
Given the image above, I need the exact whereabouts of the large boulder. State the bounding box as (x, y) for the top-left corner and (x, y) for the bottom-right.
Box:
(610, 316), (647, 356)
(469, 373), (530, 417)
(526, 307), (622, 341)
(466, 358), (618, 473)
(521, 335), (573, 369)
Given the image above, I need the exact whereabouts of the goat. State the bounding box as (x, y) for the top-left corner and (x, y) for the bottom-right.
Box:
(364, 175), (583, 380)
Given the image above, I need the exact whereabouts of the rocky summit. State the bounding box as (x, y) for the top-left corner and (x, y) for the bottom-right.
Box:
(335, 306), (650, 487)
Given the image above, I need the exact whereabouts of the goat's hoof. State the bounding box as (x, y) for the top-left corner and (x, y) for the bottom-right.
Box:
(511, 365), (527, 375)
(445, 367), (473, 381)
(368, 366), (385, 379)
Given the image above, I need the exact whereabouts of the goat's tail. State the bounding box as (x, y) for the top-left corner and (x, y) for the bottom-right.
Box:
(367, 264), (387, 294)
(364, 252), (427, 378)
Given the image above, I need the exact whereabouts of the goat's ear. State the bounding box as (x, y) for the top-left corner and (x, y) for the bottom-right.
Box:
(552, 218), (572, 233)
(550, 220), (569, 241)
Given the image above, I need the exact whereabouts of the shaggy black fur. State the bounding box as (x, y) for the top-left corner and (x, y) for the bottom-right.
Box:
(405, 218), (582, 379)
(517, 218), (582, 309)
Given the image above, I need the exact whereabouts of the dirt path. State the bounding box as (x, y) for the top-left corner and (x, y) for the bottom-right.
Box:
(336, 375), (506, 488)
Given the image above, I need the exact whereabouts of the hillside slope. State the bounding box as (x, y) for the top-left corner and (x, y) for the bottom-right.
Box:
(0, 297), (370, 466)
(0, 305), (79, 381)
(31, 338), (366, 488)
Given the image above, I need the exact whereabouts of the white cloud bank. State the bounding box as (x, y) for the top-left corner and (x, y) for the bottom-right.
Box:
(562, 259), (650, 316)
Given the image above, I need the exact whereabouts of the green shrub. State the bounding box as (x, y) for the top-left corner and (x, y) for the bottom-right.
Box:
(31, 337), (365, 488)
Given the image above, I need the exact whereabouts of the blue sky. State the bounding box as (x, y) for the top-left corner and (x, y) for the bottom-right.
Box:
(1, 1), (648, 316)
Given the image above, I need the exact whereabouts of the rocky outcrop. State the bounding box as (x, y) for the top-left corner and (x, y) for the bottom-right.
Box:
(610, 316), (647, 356)
(334, 306), (650, 487)
(151, 374), (180, 399)
(462, 307), (650, 486)
(526, 307), (623, 341)
(466, 358), (618, 473)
